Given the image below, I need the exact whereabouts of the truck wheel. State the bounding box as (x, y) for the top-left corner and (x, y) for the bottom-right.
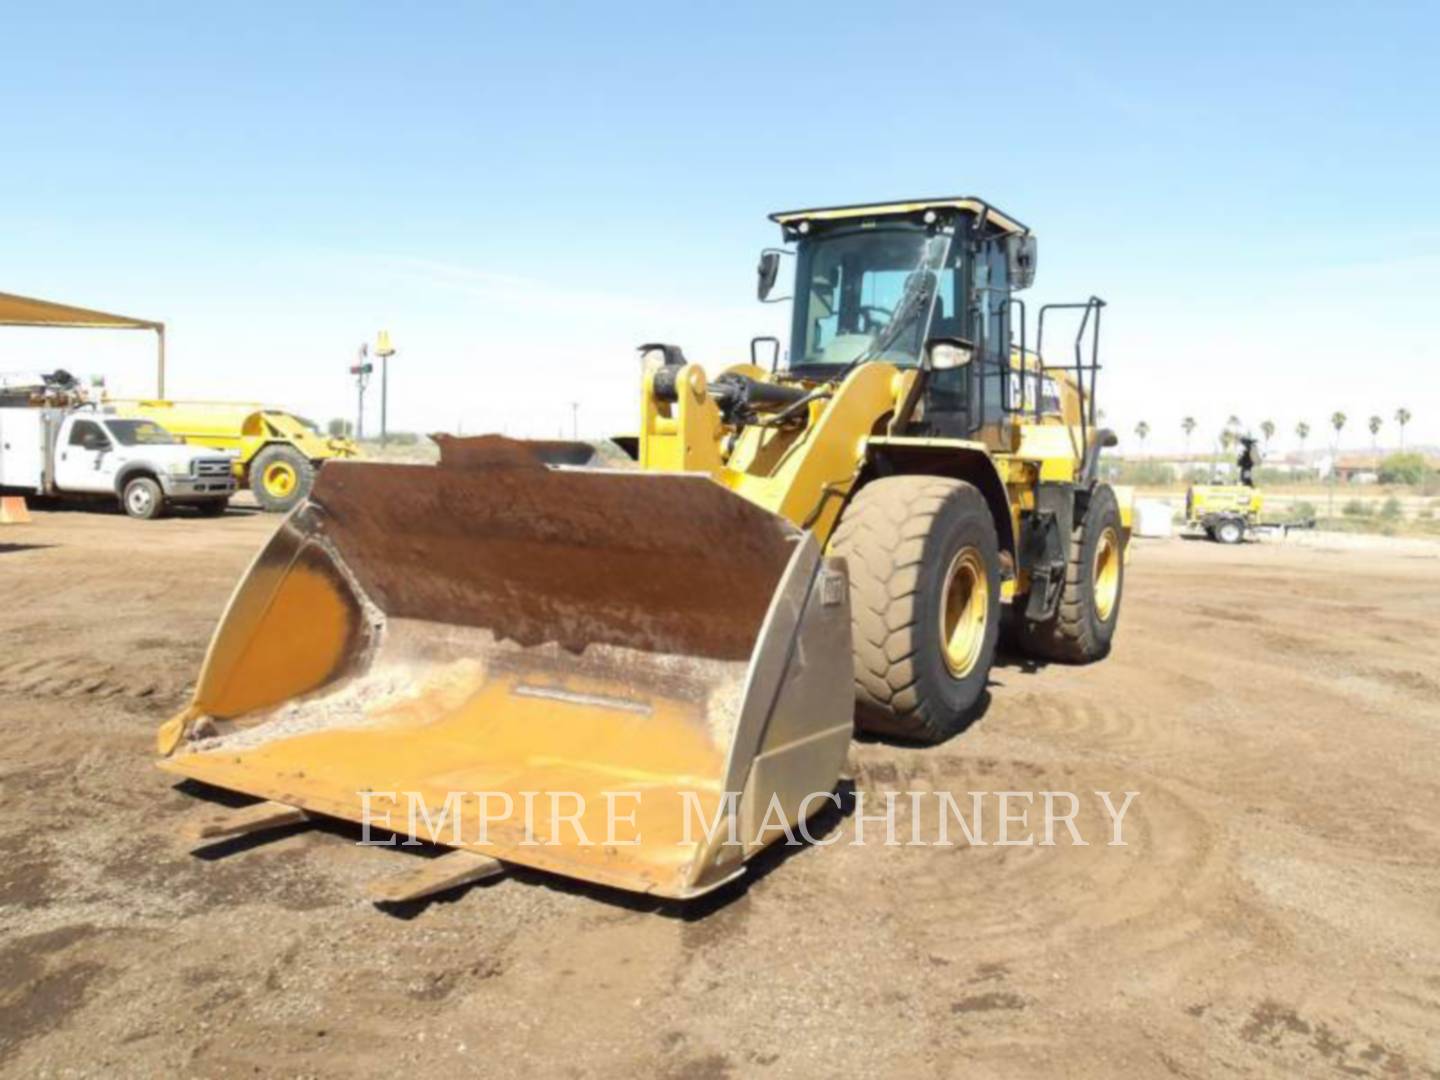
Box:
(1215, 517), (1245, 545)
(829, 476), (1000, 744)
(250, 446), (315, 512)
(1016, 484), (1123, 663)
(122, 476), (165, 520)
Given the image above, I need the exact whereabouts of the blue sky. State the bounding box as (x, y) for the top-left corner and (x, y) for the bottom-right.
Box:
(3, 1), (1437, 452)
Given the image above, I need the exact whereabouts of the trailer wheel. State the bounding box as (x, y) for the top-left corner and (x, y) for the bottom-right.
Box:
(250, 446), (315, 512)
(1215, 517), (1245, 545)
(830, 475), (1000, 744)
(122, 476), (165, 520)
(1016, 484), (1124, 663)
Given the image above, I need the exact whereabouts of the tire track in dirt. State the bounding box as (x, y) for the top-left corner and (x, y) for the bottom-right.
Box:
(992, 691), (1174, 752)
(847, 751), (1229, 960)
(0, 654), (182, 702)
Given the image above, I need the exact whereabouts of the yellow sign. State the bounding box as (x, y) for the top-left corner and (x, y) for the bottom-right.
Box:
(376, 330), (395, 357)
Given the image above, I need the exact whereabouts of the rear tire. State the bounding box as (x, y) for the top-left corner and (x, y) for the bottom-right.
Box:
(250, 446), (315, 512)
(1016, 484), (1123, 662)
(829, 476), (1001, 744)
(1215, 517), (1244, 545)
(122, 476), (165, 520)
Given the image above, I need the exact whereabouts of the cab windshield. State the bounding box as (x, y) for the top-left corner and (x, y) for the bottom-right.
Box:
(105, 419), (181, 446)
(788, 227), (954, 373)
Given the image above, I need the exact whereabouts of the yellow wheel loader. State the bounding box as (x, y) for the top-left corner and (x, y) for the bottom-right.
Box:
(157, 196), (1130, 902)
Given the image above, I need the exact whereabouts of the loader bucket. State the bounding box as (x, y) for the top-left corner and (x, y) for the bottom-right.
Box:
(159, 441), (854, 899)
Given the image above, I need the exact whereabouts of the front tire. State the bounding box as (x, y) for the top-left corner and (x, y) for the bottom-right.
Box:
(250, 446), (315, 513)
(829, 476), (1001, 744)
(122, 476), (165, 520)
(1214, 517), (1244, 545)
(1016, 484), (1124, 662)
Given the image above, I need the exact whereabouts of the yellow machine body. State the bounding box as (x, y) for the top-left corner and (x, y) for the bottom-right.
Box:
(638, 355), (1128, 602)
(158, 196), (1126, 900)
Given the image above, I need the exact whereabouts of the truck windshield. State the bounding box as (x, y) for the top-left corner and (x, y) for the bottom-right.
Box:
(105, 420), (181, 446)
(788, 227), (954, 374)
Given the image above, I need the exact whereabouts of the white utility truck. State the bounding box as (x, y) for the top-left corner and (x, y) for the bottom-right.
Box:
(0, 388), (237, 518)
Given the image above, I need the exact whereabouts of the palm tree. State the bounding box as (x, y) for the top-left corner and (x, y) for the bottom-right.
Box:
(1134, 420), (1150, 455)
(1395, 407), (1412, 449)
(1368, 415), (1382, 456)
(1328, 412), (1347, 517)
(1295, 420), (1310, 453)
(1182, 416), (1197, 459)
(1260, 419), (1275, 449)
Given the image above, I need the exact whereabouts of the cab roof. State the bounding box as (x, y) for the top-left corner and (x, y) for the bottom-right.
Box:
(769, 196), (1028, 237)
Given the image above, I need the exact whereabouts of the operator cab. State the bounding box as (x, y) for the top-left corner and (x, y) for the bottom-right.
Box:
(758, 197), (1103, 454)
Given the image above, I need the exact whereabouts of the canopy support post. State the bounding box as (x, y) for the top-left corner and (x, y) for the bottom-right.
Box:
(156, 324), (166, 398)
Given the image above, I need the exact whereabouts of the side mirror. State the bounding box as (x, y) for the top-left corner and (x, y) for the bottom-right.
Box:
(1007, 234), (1038, 291)
(924, 337), (975, 371)
(756, 250), (781, 301)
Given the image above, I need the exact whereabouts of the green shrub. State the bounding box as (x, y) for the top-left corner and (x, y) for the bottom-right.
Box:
(1342, 498), (1368, 516)
(1114, 460), (1175, 486)
(1379, 452), (1428, 485)
(1292, 500), (1317, 522)
(1254, 466), (1304, 485)
(1380, 496), (1403, 520)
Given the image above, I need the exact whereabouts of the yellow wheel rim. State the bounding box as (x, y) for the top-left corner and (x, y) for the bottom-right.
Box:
(1093, 526), (1120, 622)
(263, 461), (298, 498)
(939, 546), (989, 678)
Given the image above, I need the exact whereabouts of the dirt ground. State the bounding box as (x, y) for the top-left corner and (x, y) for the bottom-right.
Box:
(2, 499), (1438, 1078)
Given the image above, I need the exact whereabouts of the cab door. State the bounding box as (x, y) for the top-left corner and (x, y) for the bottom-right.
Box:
(54, 419), (117, 493)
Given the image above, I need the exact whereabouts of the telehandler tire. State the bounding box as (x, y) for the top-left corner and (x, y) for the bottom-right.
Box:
(830, 476), (1000, 744)
(250, 445), (315, 513)
(1016, 483), (1123, 663)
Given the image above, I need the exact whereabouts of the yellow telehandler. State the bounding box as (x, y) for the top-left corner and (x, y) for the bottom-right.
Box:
(157, 196), (1129, 901)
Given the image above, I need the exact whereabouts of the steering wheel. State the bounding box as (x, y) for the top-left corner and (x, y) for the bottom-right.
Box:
(857, 304), (893, 332)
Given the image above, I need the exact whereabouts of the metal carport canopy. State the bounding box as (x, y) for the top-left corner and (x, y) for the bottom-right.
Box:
(0, 290), (167, 395)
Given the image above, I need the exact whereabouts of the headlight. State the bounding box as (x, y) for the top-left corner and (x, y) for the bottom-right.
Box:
(168, 461), (191, 477)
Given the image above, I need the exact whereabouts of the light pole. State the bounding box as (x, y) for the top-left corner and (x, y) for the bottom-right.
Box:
(570, 401), (580, 440)
(376, 330), (396, 447)
(349, 344), (372, 439)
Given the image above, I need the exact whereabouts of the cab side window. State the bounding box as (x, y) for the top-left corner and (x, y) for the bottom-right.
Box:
(68, 421), (111, 451)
